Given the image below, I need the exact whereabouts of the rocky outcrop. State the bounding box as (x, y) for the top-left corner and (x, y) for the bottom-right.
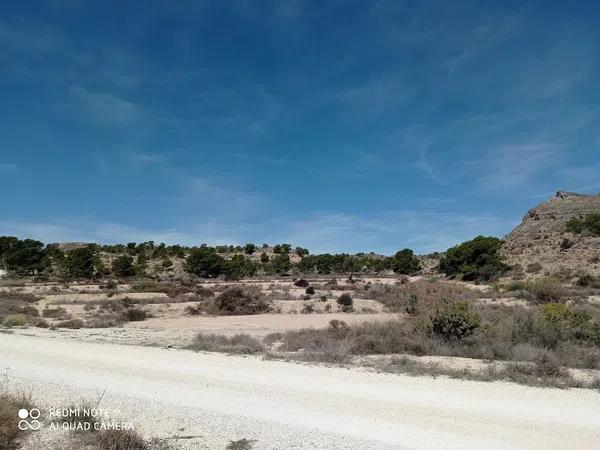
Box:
(501, 191), (600, 279)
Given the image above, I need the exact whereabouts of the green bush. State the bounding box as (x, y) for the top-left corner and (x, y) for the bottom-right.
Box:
(439, 236), (507, 281)
(566, 213), (600, 236)
(294, 279), (309, 287)
(111, 254), (135, 277)
(391, 249), (421, 275)
(64, 246), (96, 278)
(337, 293), (353, 312)
(185, 247), (226, 278)
(431, 302), (480, 340)
(305, 286), (315, 295)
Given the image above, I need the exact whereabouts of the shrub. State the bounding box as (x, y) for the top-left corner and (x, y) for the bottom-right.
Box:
(2, 313), (27, 327)
(294, 279), (309, 287)
(526, 262), (543, 274)
(188, 333), (264, 354)
(124, 308), (147, 322)
(576, 274), (599, 288)
(226, 438), (257, 450)
(439, 236), (507, 281)
(337, 293), (353, 312)
(542, 302), (572, 323)
(305, 286), (315, 295)
(185, 247), (226, 278)
(42, 307), (69, 319)
(391, 249), (421, 275)
(210, 287), (271, 315)
(431, 302), (480, 340)
(55, 319), (84, 329)
(566, 213), (600, 236)
(504, 281), (524, 291)
(112, 255), (135, 277)
(301, 304), (315, 314)
(0, 391), (32, 450)
(523, 278), (564, 302)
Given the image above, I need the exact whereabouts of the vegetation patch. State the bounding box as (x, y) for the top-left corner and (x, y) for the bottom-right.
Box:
(188, 333), (264, 354)
(566, 213), (600, 236)
(439, 236), (507, 281)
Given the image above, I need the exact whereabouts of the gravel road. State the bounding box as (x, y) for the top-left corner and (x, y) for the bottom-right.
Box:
(2, 333), (599, 449)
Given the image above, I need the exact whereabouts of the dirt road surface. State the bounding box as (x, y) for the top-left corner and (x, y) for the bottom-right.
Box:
(2, 333), (599, 449)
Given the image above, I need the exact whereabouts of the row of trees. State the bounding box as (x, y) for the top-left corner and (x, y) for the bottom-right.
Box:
(1, 234), (508, 281)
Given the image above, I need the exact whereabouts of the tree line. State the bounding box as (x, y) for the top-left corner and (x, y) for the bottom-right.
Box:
(0, 235), (507, 281)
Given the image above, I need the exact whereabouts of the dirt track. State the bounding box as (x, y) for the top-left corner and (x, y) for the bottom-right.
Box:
(2, 333), (599, 449)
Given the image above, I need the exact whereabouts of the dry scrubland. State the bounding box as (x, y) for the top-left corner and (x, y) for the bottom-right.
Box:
(3, 275), (600, 448)
(3, 274), (600, 389)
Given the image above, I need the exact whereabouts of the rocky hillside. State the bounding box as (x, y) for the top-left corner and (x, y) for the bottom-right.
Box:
(502, 191), (600, 279)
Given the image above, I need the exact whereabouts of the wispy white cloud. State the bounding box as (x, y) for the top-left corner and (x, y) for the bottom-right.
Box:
(69, 85), (137, 124)
(475, 143), (562, 190)
(128, 152), (173, 165)
(0, 163), (18, 173)
(278, 210), (516, 254)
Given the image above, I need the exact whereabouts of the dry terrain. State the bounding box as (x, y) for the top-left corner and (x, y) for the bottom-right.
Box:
(3, 333), (600, 450)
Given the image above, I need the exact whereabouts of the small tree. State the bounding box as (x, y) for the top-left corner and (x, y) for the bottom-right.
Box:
(391, 248), (421, 275)
(337, 293), (353, 312)
(260, 252), (269, 263)
(439, 236), (506, 281)
(244, 243), (256, 254)
(112, 255), (135, 277)
(186, 247), (226, 278)
(295, 247), (309, 257)
(65, 246), (96, 279)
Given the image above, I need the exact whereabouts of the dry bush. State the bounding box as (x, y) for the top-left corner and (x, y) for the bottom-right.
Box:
(523, 278), (565, 302)
(0, 294), (41, 325)
(226, 439), (256, 450)
(42, 306), (69, 319)
(123, 308), (147, 322)
(209, 286), (271, 315)
(274, 299), (600, 373)
(365, 279), (477, 313)
(54, 319), (84, 329)
(2, 314), (28, 327)
(0, 390), (32, 450)
(0, 292), (41, 303)
(188, 333), (264, 354)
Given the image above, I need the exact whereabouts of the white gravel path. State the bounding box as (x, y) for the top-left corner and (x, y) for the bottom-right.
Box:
(2, 333), (599, 449)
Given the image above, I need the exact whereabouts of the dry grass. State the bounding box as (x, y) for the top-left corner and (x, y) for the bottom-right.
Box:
(42, 306), (70, 319)
(188, 333), (264, 354)
(0, 390), (32, 450)
(365, 279), (477, 312)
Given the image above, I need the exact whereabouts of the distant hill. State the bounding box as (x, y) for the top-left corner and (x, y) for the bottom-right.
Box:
(501, 191), (600, 278)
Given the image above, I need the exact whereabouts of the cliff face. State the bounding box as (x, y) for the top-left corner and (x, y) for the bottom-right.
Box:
(501, 191), (600, 278)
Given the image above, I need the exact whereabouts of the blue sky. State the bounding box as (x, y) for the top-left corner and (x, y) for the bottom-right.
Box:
(1, 1), (599, 254)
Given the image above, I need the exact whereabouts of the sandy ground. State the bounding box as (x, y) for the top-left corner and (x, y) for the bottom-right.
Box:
(8, 312), (400, 346)
(2, 334), (600, 450)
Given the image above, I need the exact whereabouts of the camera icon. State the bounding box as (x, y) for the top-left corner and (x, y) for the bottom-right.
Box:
(18, 408), (41, 431)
